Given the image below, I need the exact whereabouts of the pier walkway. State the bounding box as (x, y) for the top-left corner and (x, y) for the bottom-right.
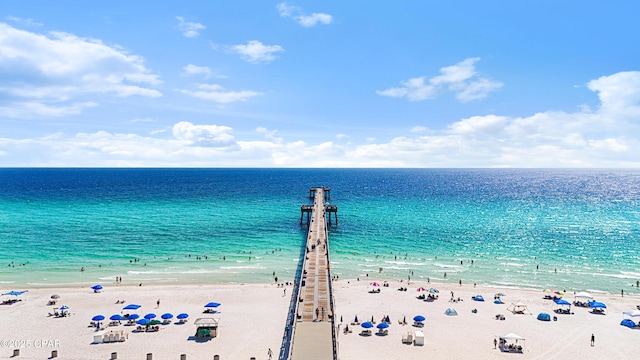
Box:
(289, 187), (336, 360)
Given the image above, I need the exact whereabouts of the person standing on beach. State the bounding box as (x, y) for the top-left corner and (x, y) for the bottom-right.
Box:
(591, 333), (595, 346)
(494, 338), (497, 349)
(157, 299), (160, 308)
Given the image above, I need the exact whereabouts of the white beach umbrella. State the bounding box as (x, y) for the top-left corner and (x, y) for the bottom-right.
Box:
(623, 310), (640, 317)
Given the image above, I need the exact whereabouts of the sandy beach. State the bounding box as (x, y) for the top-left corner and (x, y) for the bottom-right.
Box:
(333, 279), (640, 360)
(2, 280), (640, 359)
(0, 283), (290, 360)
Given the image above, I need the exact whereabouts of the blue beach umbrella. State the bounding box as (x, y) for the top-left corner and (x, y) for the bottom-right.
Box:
(59, 305), (69, 311)
(360, 321), (374, 329)
(136, 318), (150, 326)
(473, 295), (485, 302)
(123, 304), (141, 310)
(176, 313), (189, 320)
(554, 299), (571, 306)
(161, 313), (173, 320)
(92, 315), (105, 321)
(413, 315), (426, 322)
(2, 290), (27, 296)
(144, 313), (157, 319)
(91, 284), (103, 290)
(110, 314), (124, 321)
(127, 314), (140, 320)
(376, 322), (389, 329)
(590, 301), (607, 309)
(204, 302), (221, 308)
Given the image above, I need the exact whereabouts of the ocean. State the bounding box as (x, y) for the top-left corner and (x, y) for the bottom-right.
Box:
(1, 168), (639, 295)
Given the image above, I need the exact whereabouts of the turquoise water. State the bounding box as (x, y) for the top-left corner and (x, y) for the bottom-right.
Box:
(1, 168), (639, 295)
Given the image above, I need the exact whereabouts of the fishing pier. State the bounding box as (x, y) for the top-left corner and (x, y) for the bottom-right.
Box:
(285, 187), (338, 360)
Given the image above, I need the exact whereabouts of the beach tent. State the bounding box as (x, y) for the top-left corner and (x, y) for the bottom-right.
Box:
(537, 313), (551, 321)
(123, 304), (141, 310)
(499, 332), (525, 352)
(472, 295), (484, 302)
(507, 302), (531, 315)
(621, 319), (637, 328)
(444, 308), (458, 316)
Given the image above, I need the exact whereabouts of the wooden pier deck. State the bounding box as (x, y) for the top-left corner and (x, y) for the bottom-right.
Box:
(289, 187), (336, 360)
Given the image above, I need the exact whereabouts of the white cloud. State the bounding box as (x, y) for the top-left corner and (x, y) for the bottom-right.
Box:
(172, 121), (235, 147)
(5, 16), (42, 27)
(277, 2), (333, 27)
(377, 58), (503, 102)
(175, 83), (261, 104)
(231, 40), (284, 64)
(0, 23), (161, 118)
(0, 101), (97, 118)
(335, 133), (349, 139)
(175, 16), (205, 38)
(257, 127), (283, 143)
(181, 64), (212, 78)
(2, 71), (640, 167)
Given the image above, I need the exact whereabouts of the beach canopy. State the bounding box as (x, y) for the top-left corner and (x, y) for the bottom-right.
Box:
(110, 314), (124, 321)
(2, 290), (27, 296)
(507, 302), (531, 315)
(413, 315), (425, 322)
(144, 313), (157, 319)
(416, 287), (426, 292)
(370, 282), (380, 287)
(91, 284), (103, 290)
(554, 299), (571, 306)
(123, 304), (141, 310)
(623, 310), (640, 317)
(495, 293), (506, 297)
(589, 301), (607, 309)
(136, 318), (149, 325)
(500, 332), (525, 341)
(204, 302), (221, 308)
(377, 322), (389, 329)
(621, 319), (637, 328)
(575, 292), (593, 299)
(537, 313), (551, 321)
(473, 295), (484, 302)
(444, 308), (458, 316)
(127, 314), (140, 320)
(92, 315), (105, 321)
(177, 313), (189, 319)
(360, 321), (374, 329)
(59, 305), (69, 311)
(494, 299), (504, 304)
(426, 288), (439, 294)
(161, 313), (173, 320)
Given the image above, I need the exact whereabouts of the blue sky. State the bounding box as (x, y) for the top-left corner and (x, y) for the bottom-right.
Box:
(1, 1), (639, 167)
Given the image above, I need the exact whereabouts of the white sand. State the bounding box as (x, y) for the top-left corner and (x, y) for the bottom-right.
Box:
(333, 279), (640, 360)
(0, 283), (290, 360)
(2, 280), (640, 360)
